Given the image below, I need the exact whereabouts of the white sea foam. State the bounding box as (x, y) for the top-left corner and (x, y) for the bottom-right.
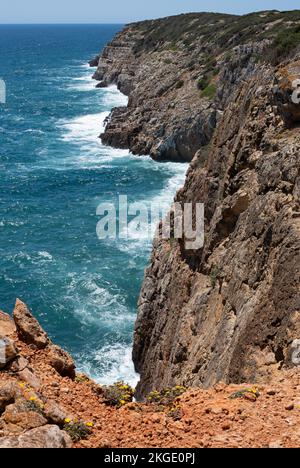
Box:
(79, 63), (92, 69)
(61, 111), (109, 143)
(67, 75), (97, 92)
(102, 85), (128, 108)
(79, 344), (139, 388)
(38, 251), (53, 261)
(24, 129), (45, 135)
(117, 160), (188, 252)
(57, 67), (187, 386)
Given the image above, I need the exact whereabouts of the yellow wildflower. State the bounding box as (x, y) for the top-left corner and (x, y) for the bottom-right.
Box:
(86, 422), (94, 428)
(64, 418), (71, 424)
(29, 396), (37, 402)
(120, 400), (126, 405)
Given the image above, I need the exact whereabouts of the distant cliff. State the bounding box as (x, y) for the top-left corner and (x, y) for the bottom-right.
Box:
(92, 11), (300, 163)
(92, 11), (300, 398)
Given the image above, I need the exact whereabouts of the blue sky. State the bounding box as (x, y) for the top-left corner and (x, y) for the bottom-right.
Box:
(1, 0), (300, 23)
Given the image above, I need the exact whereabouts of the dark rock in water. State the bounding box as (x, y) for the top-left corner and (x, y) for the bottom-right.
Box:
(96, 81), (107, 88)
(89, 55), (100, 67)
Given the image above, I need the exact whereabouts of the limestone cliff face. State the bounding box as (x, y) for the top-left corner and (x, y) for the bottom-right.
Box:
(93, 12), (300, 398)
(93, 13), (274, 161)
(133, 62), (300, 397)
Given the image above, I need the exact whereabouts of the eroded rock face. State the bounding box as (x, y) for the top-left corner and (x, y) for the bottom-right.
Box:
(92, 14), (274, 162)
(133, 63), (300, 398)
(13, 299), (49, 349)
(0, 301), (77, 447)
(48, 345), (76, 379)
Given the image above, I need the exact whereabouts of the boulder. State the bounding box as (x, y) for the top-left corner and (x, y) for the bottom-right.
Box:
(7, 356), (41, 389)
(0, 311), (15, 337)
(44, 400), (68, 425)
(17, 367), (41, 391)
(48, 345), (76, 379)
(13, 299), (49, 349)
(2, 402), (47, 434)
(8, 355), (29, 373)
(0, 425), (72, 448)
(0, 336), (18, 370)
(0, 382), (22, 413)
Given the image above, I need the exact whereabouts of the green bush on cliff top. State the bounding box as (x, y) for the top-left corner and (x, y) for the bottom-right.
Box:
(201, 84), (217, 100)
(274, 26), (300, 60)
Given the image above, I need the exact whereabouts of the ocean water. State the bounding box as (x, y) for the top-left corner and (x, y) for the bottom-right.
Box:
(0, 25), (187, 385)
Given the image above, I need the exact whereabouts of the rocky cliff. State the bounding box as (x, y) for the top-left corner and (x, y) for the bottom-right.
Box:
(2, 301), (300, 448)
(93, 10), (300, 162)
(92, 11), (300, 398)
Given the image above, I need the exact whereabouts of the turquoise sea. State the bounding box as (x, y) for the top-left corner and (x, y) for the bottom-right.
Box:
(0, 25), (187, 385)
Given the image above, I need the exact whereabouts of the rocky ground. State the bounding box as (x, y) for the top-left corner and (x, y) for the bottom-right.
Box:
(1, 301), (300, 448)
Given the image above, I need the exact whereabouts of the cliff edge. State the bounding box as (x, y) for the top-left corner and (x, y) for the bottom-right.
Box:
(93, 11), (300, 163)
(92, 11), (300, 397)
(132, 13), (300, 398)
(1, 301), (300, 448)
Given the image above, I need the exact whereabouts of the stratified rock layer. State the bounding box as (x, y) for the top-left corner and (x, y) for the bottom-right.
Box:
(92, 11), (300, 163)
(133, 59), (300, 397)
(92, 13), (269, 161)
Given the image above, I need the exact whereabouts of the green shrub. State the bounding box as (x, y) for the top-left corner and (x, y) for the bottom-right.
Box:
(63, 420), (92, 442)
(102, 381), (135, 408)
(168, 405), (183, 421)
(147, 386), (187, 408)
(24, 399), (45, 415)
(75, 373), (90, 384)
(273, 26), (300, 62)
(168, 42), (178, 52)
(197, 76), (210, 91)
(204, 56), (218, 73)
(175, 80), (184, 89)
(210, 265), (220, 288)
(201, 84), (217, 99)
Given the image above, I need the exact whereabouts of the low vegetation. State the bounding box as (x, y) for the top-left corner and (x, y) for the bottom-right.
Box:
(147, 386), (187, 407)
(63, 420), (93, 442)
(102, 381), (135, 408)
(175, 80), (184, 89)
(271, 26), (300, 63)
(201, 84), (217, 100)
